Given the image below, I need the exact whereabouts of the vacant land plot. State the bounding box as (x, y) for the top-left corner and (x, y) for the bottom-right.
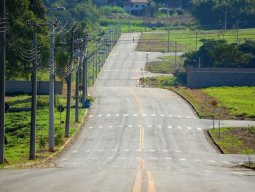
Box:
(169, 86), (255, 120)
(209, 127), (255, 154)
(4, 95), (86, 165)
(145, 55), (184, 74)
(137, 28), (255, 52)
(203, 87), (255, 119)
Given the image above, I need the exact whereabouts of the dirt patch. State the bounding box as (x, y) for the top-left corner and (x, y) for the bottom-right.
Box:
(231, 128), (255, 150)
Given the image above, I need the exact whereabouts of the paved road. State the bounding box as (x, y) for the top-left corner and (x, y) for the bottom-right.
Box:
(1, 33), (255, 192)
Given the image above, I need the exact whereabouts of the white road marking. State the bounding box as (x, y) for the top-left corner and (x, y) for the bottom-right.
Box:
(204, 170), (214, 173)
(175, 151), (181, 153)
(133, 114), (138, 117)
(123, 114), (129, 117)
(112, 149), (118, 152)
(162, 149), (169, 152)
(208, 160), (216, 163)
(89, 126), (94, 129)
(71, 150), (78, 153)
(124, 149), (130, 152)
(142, 114), (147, 117)
(223, 161), (231, 165)
(115, 114), (120, 117)
(168, 126), (172, 129)
(157, 125), (162, 128)
(107, 157), (113, 159)
(148, 125), (152, 127)
(98, 114), (102, 117)
(151, 114), (156, 117)
(180, 158), (186, 161)
(168, 115), (173, 118)
(89, 115), (93, 118)
(107, 114), (111, 117)
(197, 127), (202, 131)
(138, 124), (142, 127)
(85, 150), (90, 153)
(99, 126), (103, 129)
(149, 149), (155, 152)
(121, 157), (126, 160)
(160, 114), (165, 117)
(137, 149), (142, 152)
(165, 157), (172, 160)
(194, 159), (201, 162)
(177, 116), (182, 118)
(108, 125), (113, 128)
(187, 127), (192, 130)
(177, 126), (183, 130)
(118, 125), (123, 127)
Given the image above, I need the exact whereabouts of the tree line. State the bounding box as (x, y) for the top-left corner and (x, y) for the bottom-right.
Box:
(5, 0), (100, 80)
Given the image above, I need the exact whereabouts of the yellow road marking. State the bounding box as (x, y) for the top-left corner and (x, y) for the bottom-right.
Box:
(132, 159), (143, 192)
(130, 88), (156, 192)
(146, 170), (156, 192)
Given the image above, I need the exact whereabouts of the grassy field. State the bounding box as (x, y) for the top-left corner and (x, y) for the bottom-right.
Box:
(145, 55), (184, 74)
(203, 87), (255, 119)
(137, 28), (255, 52)
(208, 127), (255, 155)
(4, 95), (87, 165)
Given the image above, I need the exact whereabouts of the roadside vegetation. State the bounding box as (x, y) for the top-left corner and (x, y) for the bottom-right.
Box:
(208, 127), (255, 169)
(5, 95), (86, 165)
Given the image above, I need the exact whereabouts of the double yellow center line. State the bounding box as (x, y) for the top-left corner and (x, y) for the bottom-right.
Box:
(129, 88), (155, 192)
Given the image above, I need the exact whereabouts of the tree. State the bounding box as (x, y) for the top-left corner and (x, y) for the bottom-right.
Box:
(6, 0), (48, 80)
(183, 39), (250, 68)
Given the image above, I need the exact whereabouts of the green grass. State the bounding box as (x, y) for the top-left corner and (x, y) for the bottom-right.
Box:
(208, 127), (255, 154)
(4, 95), (87, 165)
(144, 76), (177, 88)
(146, 55), (184, 74)
(202, 87), (255, 118)
(137, 28), (255, 52)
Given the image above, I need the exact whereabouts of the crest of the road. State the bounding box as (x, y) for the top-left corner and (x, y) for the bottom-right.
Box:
(1, 33), (255, 192)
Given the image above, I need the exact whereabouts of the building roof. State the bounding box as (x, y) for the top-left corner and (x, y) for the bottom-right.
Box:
(130, 0), (148, 3)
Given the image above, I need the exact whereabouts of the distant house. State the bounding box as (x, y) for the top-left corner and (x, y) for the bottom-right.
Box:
(124, 0), (148, 14)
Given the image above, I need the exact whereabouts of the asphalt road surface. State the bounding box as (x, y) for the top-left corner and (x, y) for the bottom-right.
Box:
(1, 33), (255, 192)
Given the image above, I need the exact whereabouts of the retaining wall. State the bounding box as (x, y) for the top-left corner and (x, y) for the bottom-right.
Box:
(187, 68), (255, 88)
(6, 80), (63, 95)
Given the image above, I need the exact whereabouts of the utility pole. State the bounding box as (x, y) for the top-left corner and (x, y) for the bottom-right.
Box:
(0, 0), (6, 164)
(236, 21), (239, 45)
(82, 34), (88, 104)
(195, 31), (198, 51)
(29, 22), (38, 160)
(224, 3), (227, 31)
(174, 41), (177, 72)
(49, 22), (56, 152)
(75, 57), (80, 123)
(65, 28), (74, 137)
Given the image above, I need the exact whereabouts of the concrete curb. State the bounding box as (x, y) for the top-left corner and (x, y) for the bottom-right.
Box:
(168, 87), (201, 119)
(206, 130), (224, 154)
